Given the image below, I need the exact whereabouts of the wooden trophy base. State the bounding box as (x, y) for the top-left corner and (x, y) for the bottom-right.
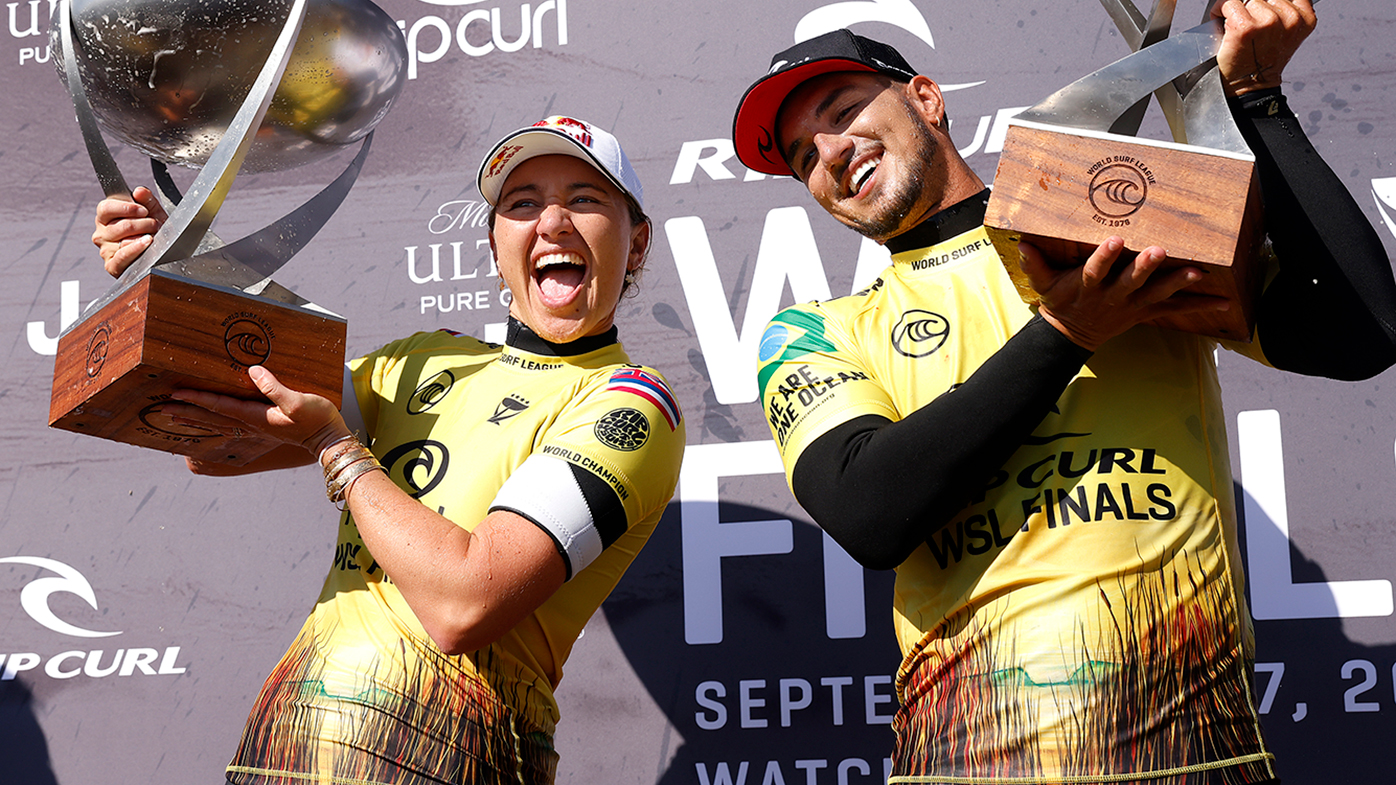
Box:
(984, 120), (1265, 341)
(50, 269), (346, 466)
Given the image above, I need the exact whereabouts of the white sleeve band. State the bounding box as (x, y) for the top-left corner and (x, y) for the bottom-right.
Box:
(490, 453), (603, 579)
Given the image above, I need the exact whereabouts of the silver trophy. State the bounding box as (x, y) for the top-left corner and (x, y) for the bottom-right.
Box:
(48, 0), (406, 464)
(1019, 0), (1252, 152)
(984, 0), (1304, 341)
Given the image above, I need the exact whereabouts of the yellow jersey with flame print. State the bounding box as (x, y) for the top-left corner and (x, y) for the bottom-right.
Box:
(757, 226), (1275, 784)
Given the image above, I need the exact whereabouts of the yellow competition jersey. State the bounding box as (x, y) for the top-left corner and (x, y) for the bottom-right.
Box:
(227, 329), (683, 785)
(758, 227), (1275, 784)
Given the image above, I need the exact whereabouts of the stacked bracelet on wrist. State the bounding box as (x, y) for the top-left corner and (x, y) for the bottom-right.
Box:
(322, 438), (386, 509)
(317, 433), (358, 463)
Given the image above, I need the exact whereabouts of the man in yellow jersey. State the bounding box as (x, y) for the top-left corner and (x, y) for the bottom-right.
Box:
(731, 2), (1396, 783)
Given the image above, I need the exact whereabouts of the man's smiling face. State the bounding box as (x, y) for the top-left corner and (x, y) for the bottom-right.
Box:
(776, 72), (947, 243)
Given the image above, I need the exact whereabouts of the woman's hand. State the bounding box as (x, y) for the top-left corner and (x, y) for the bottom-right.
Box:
(93, 186), (168, 277)
(168, 366), (352, 460)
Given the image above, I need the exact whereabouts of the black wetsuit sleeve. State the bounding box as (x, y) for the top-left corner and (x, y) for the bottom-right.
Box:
(1234, 89), (1396, 379)
(789, 315), (1090, 569)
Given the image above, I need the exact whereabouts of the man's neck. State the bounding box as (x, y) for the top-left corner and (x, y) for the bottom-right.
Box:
(883, 188), (992, 254)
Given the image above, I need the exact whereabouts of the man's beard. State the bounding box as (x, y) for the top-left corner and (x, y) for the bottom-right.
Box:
(840, 98), (938, 241)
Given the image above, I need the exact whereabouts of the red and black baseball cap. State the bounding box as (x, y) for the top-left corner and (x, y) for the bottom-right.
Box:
(732, 29), (918, 177)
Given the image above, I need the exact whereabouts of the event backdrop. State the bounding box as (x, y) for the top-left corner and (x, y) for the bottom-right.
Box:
(3, 0), (1395, 782)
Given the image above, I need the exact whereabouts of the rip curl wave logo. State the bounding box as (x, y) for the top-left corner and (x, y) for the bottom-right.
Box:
(891, 310), (950, 358)
(794, 0), (935, 51)
(0, 557), (121, 639)
(383, 440), (450, 498)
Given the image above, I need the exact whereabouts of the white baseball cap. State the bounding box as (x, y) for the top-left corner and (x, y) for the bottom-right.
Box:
(477, 115), (644, 209)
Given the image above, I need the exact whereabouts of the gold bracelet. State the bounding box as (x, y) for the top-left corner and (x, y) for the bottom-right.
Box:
(326, 455), (366, 502)
(317, 433), (358, 463)
(322, 436), (382, 509)
(339, 462), (387, 509)
(328, 457), (386, 509)
(323, 443), (375, 482)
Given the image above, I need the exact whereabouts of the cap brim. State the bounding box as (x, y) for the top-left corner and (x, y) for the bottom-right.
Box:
(732, 58), (878, 177)
(477, 127), (630, 206)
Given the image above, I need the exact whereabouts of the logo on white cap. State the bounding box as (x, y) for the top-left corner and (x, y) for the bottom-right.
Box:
(477, 115), (643, 209)
(536, 116), (595, 148)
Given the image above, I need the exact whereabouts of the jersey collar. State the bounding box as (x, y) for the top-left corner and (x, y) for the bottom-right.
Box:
(505, 316), (620, 357)
(884, 188), (991, 255)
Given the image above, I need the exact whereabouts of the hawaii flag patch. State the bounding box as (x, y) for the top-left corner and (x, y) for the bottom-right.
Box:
(607, 368), (681, 431)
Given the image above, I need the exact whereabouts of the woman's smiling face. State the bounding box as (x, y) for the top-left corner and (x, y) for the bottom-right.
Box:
(490, 154), (649, 343)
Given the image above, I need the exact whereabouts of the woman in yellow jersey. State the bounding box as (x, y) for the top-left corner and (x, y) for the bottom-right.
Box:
(93, 117), (685, 785)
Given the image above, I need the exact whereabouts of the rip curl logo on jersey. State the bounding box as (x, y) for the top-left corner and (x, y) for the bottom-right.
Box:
(488, 394), (530, 424)
(606, 368), (680, 431)
(382, 440), (450, 498)
(891, 310), (950, 358)
(594, 408), (650, 452)
(223, 317), (272, 367)
(1374, 177), (1396, 240)
(0, 557), (121, 639)
(409, 370), (457, 415)
(84, 322), (112, 379)
(534, 116), (594, 148)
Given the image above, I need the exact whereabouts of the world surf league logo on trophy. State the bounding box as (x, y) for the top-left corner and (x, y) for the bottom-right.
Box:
(984, 0), (1294, 342)
(48, 0), (406, 465)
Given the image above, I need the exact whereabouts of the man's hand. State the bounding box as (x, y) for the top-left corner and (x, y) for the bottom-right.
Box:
(1212, 0), (1316, 96)
(92, 186), (168, 278)
(1020, 237), (1230, 351)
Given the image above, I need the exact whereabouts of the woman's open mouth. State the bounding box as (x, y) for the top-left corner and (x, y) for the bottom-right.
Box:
(535, 251), (588, 305)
